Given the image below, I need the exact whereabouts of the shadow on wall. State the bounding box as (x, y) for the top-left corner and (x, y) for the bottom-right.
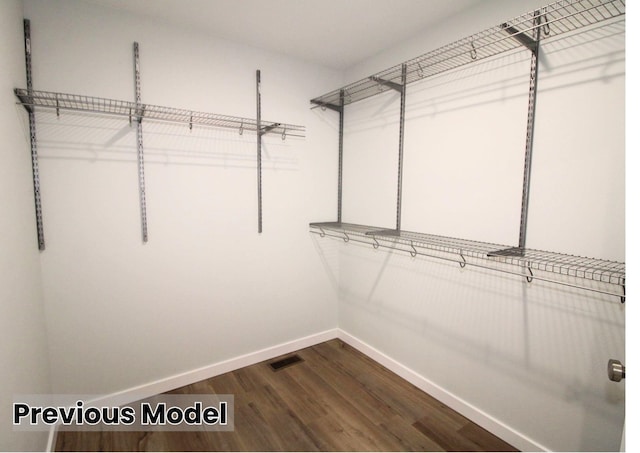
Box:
(323, 237), (624, 450)
(342, 22), (624, 135)
(15, 108), (302, 171)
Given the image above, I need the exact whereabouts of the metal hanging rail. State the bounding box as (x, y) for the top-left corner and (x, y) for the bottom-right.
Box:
(310, 0), (625, 109)
(14, 89), (305, 138)
(310, 222), (625, 302)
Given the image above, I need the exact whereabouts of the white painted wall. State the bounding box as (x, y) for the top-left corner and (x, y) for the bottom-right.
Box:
(0, 0), (52, 450)
(5, 1), (626, 451)
(22, 0), (342, 396)
(333, 1), (625, 451)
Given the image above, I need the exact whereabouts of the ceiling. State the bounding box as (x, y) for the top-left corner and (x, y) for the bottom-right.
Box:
(81, 0), (482, 70)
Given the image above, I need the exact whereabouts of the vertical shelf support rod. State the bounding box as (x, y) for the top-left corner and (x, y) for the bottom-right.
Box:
(396, 63), (407, 231)
(337, 90), (345, 223)
(256, 69), (263, 233)
(23, 19), (45, 251)
(311, 94), (344, 223)
(133, 42), (148, 243)
(515, 12), (541, 249)
(369, 65), (408, 231)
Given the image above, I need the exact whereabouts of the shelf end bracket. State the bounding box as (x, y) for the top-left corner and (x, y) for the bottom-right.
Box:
(260, 122), (281, 136)
(311, 99), (342, 113)
(500, 19), (539, 54)
(369, 75), (403, 93)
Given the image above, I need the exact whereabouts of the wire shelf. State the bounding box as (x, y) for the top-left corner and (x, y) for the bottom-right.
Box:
(15, 89), (305, 138)
(309, 222), (625, 296)
(310, 0), (625, 108)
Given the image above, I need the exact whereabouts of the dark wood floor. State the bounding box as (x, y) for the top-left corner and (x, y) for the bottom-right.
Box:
(56, 339), (517, 451)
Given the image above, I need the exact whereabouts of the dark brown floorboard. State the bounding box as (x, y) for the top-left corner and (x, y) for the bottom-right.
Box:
(55, 339), (518, 452)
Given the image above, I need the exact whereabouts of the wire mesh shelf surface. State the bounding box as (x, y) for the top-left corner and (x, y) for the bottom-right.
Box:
(309, 222), (625, 289)
(15, 89), (305, 138)
(310, 0), (625, 108)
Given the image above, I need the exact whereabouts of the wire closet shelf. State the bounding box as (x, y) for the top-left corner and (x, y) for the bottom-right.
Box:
(310, 223), (625, 300)
(310, 0), (625, 108)
(14, 88), (305, 138)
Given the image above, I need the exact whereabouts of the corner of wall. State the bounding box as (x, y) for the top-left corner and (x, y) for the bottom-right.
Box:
(0, 0), (52, 451)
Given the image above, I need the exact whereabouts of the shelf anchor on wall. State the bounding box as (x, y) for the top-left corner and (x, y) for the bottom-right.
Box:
(502, 11), (542, 250)
(133, 42), (149, 244)
(22, 19), (45, 251)
(311, 90), (345, 223)
(256, 69), (263, 233)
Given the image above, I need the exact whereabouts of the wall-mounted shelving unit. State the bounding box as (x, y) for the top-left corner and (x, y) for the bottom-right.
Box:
(309, 0), (625, 302)
(310, 222), (625, 300)
(15, 20), (305, 249)
(14, 89), (304, 138)
(310, 0), (624, 109)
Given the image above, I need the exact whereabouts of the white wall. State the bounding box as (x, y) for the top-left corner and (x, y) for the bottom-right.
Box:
(7, 1), (626, 451)
(22, 0), (342, 396)
(0, 0), (52, 450)
(331, 1), (625, 451)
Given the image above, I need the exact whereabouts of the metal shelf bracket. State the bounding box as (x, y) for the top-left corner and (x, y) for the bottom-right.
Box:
(256, 69), (262, 233)
(517, 12), (542, 250)
(22, 19), (45, 251)
(369, 75), (403, 93)
(500, 22), (539, 53)
(260, 122), (281, 136)
(133, 42), (148, 244)
(311, 90), (345, 223)
(311, 100), (341, 112)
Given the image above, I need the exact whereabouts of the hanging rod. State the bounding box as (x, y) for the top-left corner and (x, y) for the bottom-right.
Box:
(310, 0), (625, 109)
(14, 89), (305, 138)
(310, 222), (625, 301)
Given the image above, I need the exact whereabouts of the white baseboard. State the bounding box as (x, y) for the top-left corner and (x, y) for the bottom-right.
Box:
(89, 328), (338, 408)
(45, 425), (57, 452)
(56, 327), (546, 452)
(337, 328), (549, 452)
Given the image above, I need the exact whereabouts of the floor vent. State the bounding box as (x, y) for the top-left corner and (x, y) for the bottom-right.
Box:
(269, 354), (304, 371)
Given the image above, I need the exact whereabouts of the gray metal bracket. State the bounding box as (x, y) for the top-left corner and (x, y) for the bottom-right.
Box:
(311, 100), (342, 113)
(395, 64), (407, 231)
(500, 12), (543, 250)
(369, 75), (403, 93)
(256, 70), (263, 233)
(500, 23), (538, 53)
(517, 13), (541, 249)
(311, 90), (345, 223)
(337, 90), (345, 223)
(255, 72), (286, 233)
(22, 19), (45, 251)
(260, 122), (281, 135)
(133, 42), (148, 243)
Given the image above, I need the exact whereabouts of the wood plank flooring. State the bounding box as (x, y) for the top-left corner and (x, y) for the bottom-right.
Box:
(55, 339), (517, 451)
